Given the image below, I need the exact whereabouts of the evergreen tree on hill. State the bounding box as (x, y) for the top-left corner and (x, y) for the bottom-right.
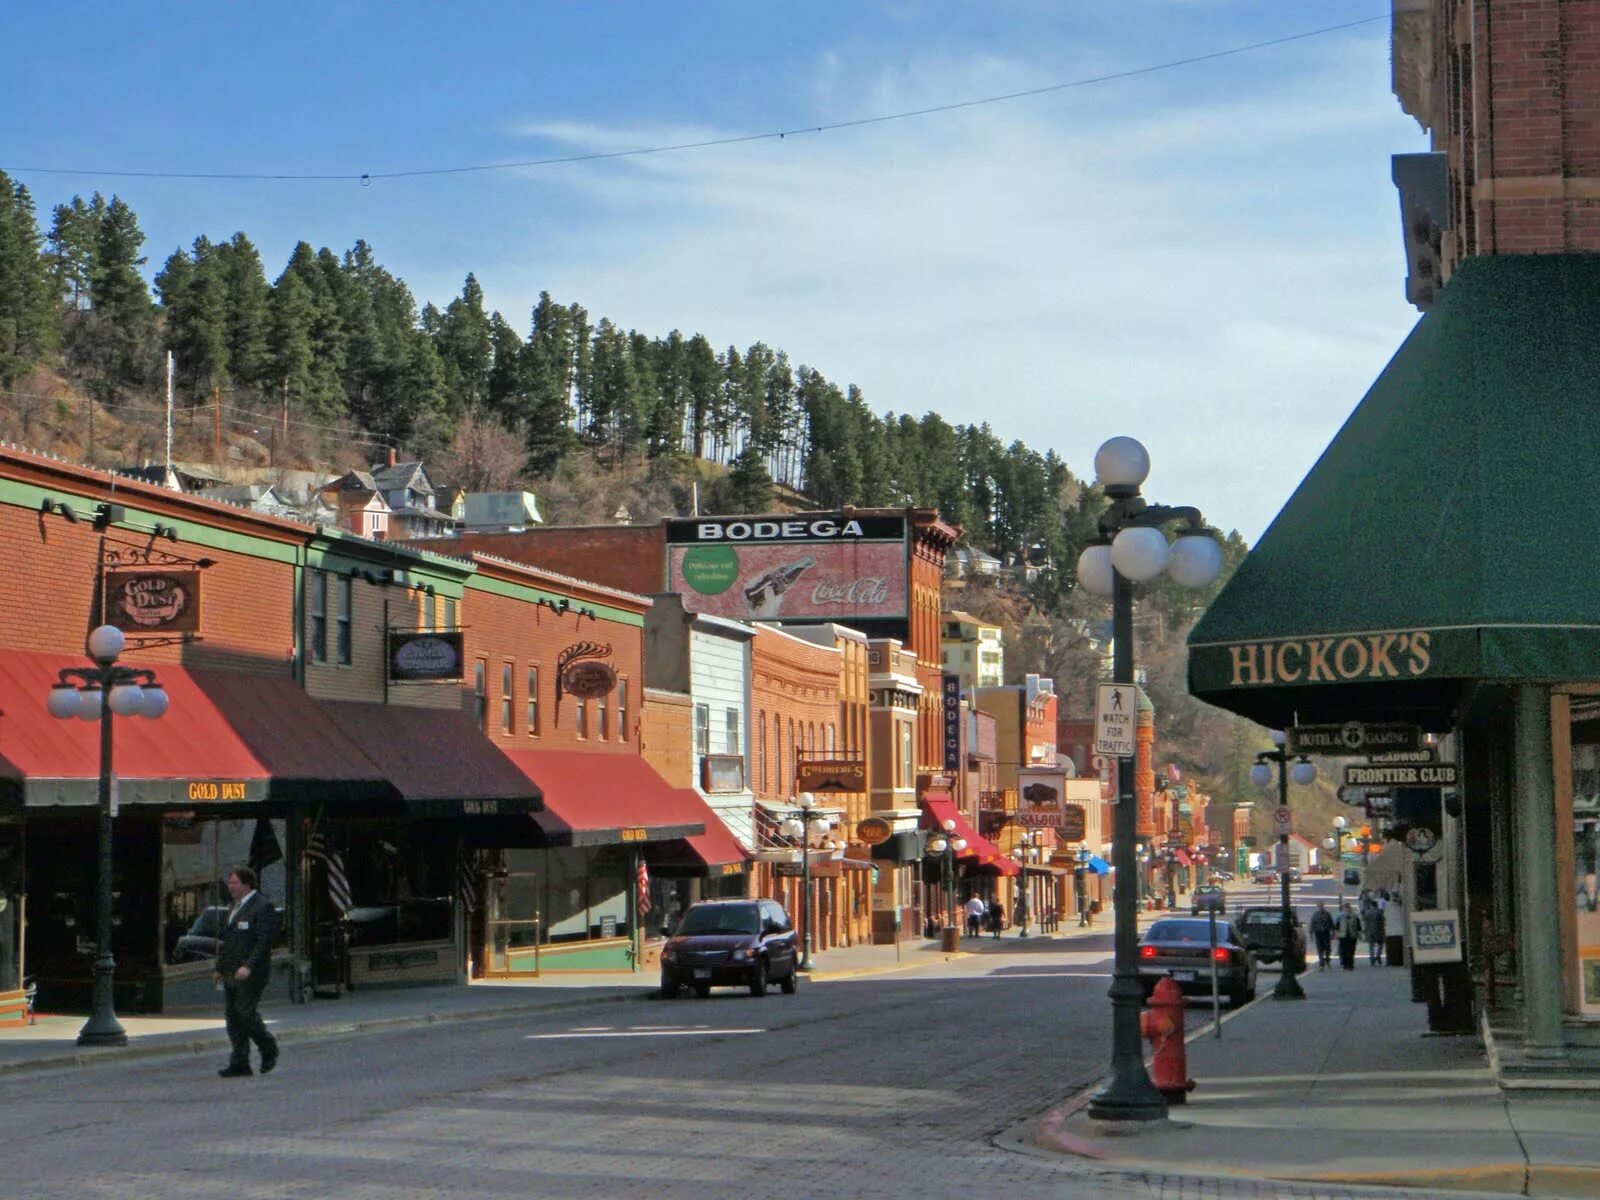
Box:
(0, 174), (59, 387)
(44, 193), (105, 311)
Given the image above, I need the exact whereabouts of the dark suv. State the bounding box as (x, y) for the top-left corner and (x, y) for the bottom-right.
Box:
(660, 899), (800, 998)
(1237, 905), (1308, 972)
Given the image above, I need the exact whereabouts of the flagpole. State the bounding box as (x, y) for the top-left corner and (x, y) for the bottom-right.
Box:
(630, 849), (641, 973)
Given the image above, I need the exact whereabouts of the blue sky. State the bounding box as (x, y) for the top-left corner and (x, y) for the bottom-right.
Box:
(0, 2), (1428, 542)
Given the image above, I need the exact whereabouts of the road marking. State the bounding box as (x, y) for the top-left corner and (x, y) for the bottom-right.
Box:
(527, 1027), (765, 1040)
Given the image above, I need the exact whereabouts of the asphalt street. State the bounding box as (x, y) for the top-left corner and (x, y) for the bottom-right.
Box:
(6, 880), (1443, 1200)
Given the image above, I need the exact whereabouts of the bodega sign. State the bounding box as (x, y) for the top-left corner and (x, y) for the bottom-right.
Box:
(1221, 629), (1434, 687)
(665, 514), (905, 544)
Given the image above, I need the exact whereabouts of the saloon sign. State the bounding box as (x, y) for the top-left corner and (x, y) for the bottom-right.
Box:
(105, 569), (201, 634)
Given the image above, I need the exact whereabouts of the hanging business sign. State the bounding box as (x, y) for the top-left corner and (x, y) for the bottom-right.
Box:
(1409, 909), (1463, 964)
(1016, 767), (1074, 830)
(796, 759), (867, 794)
(1343, 763), (1458, 788)
(1288, 721), (1422, 756)
(942, 673), (962, 773)
(388, 631), (465, 681)
(856, 816), (894, 846)
(558, 642), (617, 699)
(105, 568), (202, 634)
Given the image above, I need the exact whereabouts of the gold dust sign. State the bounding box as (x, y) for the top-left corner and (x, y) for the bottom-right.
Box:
(1226, 631), (1432, 687)
(187, 781), (247, 802)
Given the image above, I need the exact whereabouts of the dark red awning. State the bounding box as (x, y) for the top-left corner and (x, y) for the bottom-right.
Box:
(1173, 848), (1193, 867)
(318, 701), (539, 816)
(502, 750), (707, 847)
(920, 792), (1020, 876)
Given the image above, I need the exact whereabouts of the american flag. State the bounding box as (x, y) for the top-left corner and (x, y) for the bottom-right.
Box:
(306, 824), (352, 915)
(457, 845), (479, 917)
(636, 858), (652, 915)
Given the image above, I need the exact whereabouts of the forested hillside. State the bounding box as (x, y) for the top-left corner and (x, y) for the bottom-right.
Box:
(0, 173), (1295, 819)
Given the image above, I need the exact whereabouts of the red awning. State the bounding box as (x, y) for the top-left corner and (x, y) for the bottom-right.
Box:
(0, 649), (271, 808)
(502, 749), (708, 847)
(920, 791), (1020, 876)
(1173, 848), (1193, 867)
(319, 701), (539, 816)
(644, 790), (750, 876)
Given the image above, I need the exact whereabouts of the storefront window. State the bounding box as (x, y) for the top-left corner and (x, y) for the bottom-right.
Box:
(1570, 702), (1600, 1015)
(162, 816), (287, 967)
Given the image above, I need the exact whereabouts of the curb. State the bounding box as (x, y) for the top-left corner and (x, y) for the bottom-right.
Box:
(808, 950), (970, 982)
(0, 988), (645, 1078)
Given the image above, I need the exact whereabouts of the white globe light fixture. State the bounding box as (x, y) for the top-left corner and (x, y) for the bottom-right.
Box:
(1269, 729), (1287, 747)
(48, 682), (82, 720)
(927, 835), (949, 854)
(1290, 759), (1317, 786)
(86, 624), (125, 664)
(139, 685), (169, 720)
(1075, 544), (1115, 598)
(951, 837), (968, 853)
(1110, 526), (1169, 582)
(1250, 762), (1273, 789)
(76, 685), (104, 722)
(1333, 815), (1348, 831)
(1094, 436), (1151, 488)
(1167, 534), (1224, 589)
(107, 683), (147, 717)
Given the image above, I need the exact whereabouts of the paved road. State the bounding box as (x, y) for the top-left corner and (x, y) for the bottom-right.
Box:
(4, 917), (1454, 1199)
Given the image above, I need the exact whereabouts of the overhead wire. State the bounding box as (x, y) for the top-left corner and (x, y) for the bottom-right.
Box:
(2, 15), (1388, 184)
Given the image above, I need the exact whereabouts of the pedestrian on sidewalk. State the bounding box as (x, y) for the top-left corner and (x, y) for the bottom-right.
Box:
(1363, 901), (1386, 965)
(965, 894), (986, 938)
(1336, 902), (1361, 971)
(987, 897), (1004, 939)
(214, 866), (280, 1078)
(1309, 902), (1334, 969)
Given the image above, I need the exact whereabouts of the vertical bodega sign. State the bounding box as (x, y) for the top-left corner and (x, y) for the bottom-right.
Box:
(942, 673), (962, 773)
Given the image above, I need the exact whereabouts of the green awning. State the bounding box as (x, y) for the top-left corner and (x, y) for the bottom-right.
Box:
(1188, 255), (1600, 729)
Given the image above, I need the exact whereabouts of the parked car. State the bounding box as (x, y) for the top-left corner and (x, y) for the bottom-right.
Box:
(1237, 905), (1308, 972)
(660, 899), (799, 998)
(1252, 870), (1279, 885)
(1138, 916), (1258, 1007)
(169, 904), (287, 964)
(1191, 884), (1226, 914)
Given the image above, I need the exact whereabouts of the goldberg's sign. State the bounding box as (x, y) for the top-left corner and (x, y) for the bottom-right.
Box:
(106, 569), (201, 634)
(388, 632), (465, 681)
(942, 673), (961, 773)
(1220, 630), (1433, 687)
(796, 759), (867, 794)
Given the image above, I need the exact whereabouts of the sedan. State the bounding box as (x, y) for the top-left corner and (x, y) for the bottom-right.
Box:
(1190, 884), (1226, 914)
(1138, 916), (1257, 1007)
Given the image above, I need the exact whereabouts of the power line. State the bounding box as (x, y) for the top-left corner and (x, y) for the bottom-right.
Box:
(2, 16), (1387, 184)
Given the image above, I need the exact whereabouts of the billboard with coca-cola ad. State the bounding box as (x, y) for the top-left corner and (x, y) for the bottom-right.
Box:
(665, 514), (907, 622)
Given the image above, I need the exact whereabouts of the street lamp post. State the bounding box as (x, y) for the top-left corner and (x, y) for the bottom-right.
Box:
(47, 624), (169, 1047)
(1076, 846), (1092, 926)
(1013, 830), (1034, 937)
(1251, 733), (1316, 1001)
(1326, 814), (1350, 908)
(779, 793), (831, 971)
(925, 818), (967, 948)
(1075, 435), (1224, 1124)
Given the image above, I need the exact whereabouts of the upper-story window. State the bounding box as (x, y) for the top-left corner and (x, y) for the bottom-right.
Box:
(617, 679), (629, 741)
(474, 660), (487, 732)
(310, 572), (327, 664)
(501, 662), (514, 733)
(725, 708), (741, 756)
(336, 576), (353, 665)
(598, 688), (609, 740)
(444, 597), (457, 630)
(576, 695), (588, 738)
(424, 592), (437, 631)
(695, 704), (711, 757)
(527, 666), (540, 736)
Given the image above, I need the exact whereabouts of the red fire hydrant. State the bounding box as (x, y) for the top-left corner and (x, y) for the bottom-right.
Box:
(1140, 976), (1195, 1103)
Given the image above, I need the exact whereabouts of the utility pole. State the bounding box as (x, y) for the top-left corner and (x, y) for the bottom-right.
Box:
(165, 352), (174, 479)
(213, 386), (222, 473)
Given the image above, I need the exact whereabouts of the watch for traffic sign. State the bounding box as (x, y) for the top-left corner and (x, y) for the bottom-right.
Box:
(1094, 683), (1136, 758)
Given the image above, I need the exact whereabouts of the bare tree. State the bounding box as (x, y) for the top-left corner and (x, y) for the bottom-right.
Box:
(433, 412), (527, 492)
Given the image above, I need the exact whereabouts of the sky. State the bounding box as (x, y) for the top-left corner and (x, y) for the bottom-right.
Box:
(0, 2), (1429, 543)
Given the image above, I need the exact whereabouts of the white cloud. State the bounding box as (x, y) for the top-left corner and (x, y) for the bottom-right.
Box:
(477, 37), (1427, 542)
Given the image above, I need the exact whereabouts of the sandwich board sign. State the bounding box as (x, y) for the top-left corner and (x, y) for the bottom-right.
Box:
(1094, 684), (1136, 757)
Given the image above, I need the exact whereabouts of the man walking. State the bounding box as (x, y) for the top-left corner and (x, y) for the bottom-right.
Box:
(1363, 900), (1387, 965)
(965, 894), (986, 939)
(215, 866), (279, 1078)
(1309, 902), (1334, 970)
(1335, 902), (1361, 971)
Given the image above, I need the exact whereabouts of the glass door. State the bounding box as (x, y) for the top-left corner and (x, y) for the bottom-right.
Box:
(485, 867), (542, 976)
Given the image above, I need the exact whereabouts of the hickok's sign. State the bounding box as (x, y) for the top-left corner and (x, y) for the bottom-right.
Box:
(1224, 630), (1433, 687)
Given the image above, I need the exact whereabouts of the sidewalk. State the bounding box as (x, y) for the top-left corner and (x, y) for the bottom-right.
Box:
(0, 913), (1121, 1078)
(1034, 960), (1600, 1198)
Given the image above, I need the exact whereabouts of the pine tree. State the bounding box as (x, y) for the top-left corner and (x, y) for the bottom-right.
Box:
(721, 445), (773, 511)
(0, 174), (59, 387)
(434, 273), (493, 417)
(44, 193), (104, 310)
(77, 194), (154, 393)
(217, 232), (270, 389)
(266, 269), (316, 414)
(683, 332), (719, 459)
(486, 311), (524, 417)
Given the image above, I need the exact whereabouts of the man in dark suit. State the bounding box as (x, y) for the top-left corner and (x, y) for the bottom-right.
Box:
(214, 866), (279, 1078)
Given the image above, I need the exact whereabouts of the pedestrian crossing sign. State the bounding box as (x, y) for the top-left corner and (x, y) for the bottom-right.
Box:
(1094, 684), (1136, 757)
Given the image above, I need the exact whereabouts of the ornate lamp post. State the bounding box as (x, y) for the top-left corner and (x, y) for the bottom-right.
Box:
(780, 792), (830, 971)
(1076, 845), (1092, 926)
(1075, 435), (1223, 1124)
(1251, 732), (1316, 1001)
(1013, 829), (1035, 937)
(47, 624), (169, 1046)
(925, 818), (967, 946)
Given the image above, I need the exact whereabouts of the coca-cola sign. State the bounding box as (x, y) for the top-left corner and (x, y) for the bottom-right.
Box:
(106, 569), (201, 634)
(668, 541), (907, 622)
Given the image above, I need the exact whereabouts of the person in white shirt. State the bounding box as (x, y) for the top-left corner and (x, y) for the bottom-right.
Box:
(965, 894), (987, 938)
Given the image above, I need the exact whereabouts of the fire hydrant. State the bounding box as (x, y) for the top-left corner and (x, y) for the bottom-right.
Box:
(1140, 976), (1196, 1103)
